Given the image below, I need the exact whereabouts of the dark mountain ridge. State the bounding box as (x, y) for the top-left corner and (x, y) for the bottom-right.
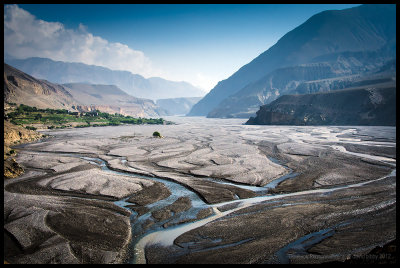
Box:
(246, 83), (396, 126)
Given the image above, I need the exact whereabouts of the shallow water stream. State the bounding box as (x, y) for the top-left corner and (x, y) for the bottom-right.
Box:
(75, 151), (395, 264)
(9, 123), (396, 264)
(73, 154), (301, 263)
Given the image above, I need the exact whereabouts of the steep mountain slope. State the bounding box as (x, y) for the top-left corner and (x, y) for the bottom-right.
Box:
(188, 4), (396, 117)
(208, 53), (395, 118)
(246, 83), (396, 126)
(4, 63), (77, 110)
(4, 64), (165, 117)
(5, 57), (205, 101)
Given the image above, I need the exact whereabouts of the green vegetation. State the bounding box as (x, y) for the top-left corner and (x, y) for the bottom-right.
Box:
(5, 103), (170, 129)
(152, 131), (162, 138)
(25, 126), (37, 131)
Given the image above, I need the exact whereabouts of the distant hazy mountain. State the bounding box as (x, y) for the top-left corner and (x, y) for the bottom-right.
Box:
(62, 83), (167, 117)
(4, 63), (166, 117)
(5, 57), (206, 101)
(188, 4), (396, 118)
(246, 82), (396, 126)
(156, 97), (202, 115)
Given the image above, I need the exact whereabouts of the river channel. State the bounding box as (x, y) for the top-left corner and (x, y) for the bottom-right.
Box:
(65, 153), (300, 263)
(6, 122), (396, 264)
(51, 147), (395, 264)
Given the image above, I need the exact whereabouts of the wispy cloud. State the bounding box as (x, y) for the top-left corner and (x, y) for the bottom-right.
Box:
(4, 4), (165, 78)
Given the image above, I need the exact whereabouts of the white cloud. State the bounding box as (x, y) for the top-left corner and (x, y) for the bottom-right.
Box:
(4, 4), (165, 78)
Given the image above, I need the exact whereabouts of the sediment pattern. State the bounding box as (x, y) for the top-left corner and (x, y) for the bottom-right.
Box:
(4, 117), (396, 263)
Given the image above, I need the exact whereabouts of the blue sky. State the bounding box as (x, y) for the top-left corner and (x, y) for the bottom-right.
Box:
(5, 4), (361, 92)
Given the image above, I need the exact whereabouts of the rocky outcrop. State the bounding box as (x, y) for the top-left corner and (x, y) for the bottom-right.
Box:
(4, 158), (24, 179)
(4, 119), (44, 179)
(4, 120), (44, 156)
(246, 85), (396, 126)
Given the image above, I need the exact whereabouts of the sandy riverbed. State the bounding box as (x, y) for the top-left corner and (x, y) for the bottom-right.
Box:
(4, 117), (396, 263)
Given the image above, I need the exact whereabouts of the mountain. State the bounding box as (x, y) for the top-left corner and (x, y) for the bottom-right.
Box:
(188, 4), (396, 118)
(62, 83), (167, 117)
(156, 97), (202, 115)
(5, 57), (206, 101)
(147, 77), (205, 101)
(4, 63), (165, 117)
(208, 54), (396, 118)
(246, 81), (396, 126)
(4, 63), (77, 110)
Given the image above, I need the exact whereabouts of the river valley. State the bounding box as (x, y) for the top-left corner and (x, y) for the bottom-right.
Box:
(4, 117), (396, 264)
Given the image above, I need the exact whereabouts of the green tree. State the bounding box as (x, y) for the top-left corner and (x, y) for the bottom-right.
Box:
(152, 131), (162, 138)
(34, 114), (42, 121)
(17, 105), (24, 114)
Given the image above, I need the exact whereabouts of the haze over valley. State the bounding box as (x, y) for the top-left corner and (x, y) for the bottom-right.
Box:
(3, 4), (396, 264)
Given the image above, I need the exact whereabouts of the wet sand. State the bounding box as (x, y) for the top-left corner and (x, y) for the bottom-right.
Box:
(4, 117), (396, 263)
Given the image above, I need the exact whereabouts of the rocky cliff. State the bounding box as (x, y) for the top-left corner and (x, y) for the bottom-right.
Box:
(246, 84), (396, 126)
(4, 119), (44, 179)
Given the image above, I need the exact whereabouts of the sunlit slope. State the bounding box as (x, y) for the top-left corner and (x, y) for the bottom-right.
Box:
(188, 4), (395, 117)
